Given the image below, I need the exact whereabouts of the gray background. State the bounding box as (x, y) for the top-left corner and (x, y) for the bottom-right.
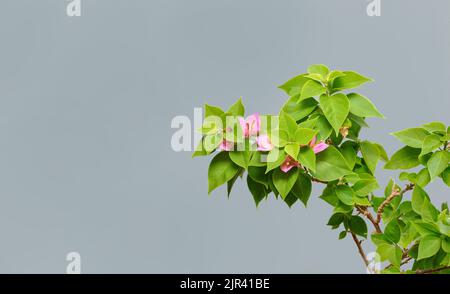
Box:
(0, 0), (448, 273)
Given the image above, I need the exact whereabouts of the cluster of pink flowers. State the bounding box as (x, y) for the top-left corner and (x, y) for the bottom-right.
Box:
(219, 113), (329, 173)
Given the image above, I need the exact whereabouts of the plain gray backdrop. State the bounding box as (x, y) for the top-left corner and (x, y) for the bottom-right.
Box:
(0, 0), (448, 273)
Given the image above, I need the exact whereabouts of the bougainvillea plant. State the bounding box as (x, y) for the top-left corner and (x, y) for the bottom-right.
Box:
(193, 64), (450, 274)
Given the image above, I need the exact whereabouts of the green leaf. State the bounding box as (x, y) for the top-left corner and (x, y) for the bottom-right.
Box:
(327, 70), (345, 82)
(377, 244), (402, 266)
(335, 185), (355, 206)
(294, 127), (318, 145)
(279, 74), (310, 96)
(248, 166), (269, 188)
(384, 146), (421, 170)
(442, 167), (450, 187)
(352, 175), (380, 196)
(291, 172), (312, 207)
(411, 186), (438, 221)
(266, 148), (286, 173)
(248, 151), (267, 167)
(208, 152), (241, 194)
(272, 168), (299, 199)
(247, 175), (267, 207)
(347, 93), (384, 118)
(229, 150), (252, 169)
(338, 231), (347, 240)
(192, 138), (211, 158)
(427, 150), (450, 181)
(422, 122), (446, 133)
(340, 141), (357, 170)
(279, 111), (298, 139)
(415, 168), (431, 187)
(284, 144), (300, 160)
(373, 143), (389, 162)
(331, 71), (372, 92)
(319, 94), (350, 135)
(327, 213), (345, 227)
(204, 133), (224, 152)
(283, 193), (298, 208)
(313, 146), (353, 181)
(227, 170), (242, 197)
(282, 97), (318, 121)
(442, 238), (450, 253)
(316, 115), (333, 140)
(360, 141), (380, 174)
(385, 220), (401, 243)
(205, 104), (225, 118)
(418, 235), (441, 260)
(307, 64), (329, 77)
(226, 97), (245, 116)
(300, 80), (326, 100)
(349, 215), (368, 238)
(420, 134), (442, 156)
(298, 146), (316, 172)
(391, 128), (430, 148)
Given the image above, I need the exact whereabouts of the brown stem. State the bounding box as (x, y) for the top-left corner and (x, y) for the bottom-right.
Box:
(311, 177), (328, 184)
(356, 206), (382, 234)
(376, 183), (414, 224)
(350, 232), (369, 267)
(416, 266), (450, 274)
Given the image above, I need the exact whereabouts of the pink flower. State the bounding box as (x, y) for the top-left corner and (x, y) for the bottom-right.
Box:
(239, 113), (260, 138)
(255, 135), (273, 151)
(219, 139), (234, 151)
(309, 136), (329, 154)
(280, 156), (300, 173)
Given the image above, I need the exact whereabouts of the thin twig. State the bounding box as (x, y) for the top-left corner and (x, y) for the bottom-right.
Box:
(376, 183), (414, 224)
(350, 232), (369, 267)
(416, 266), (450, 274)
(356, 206), (382, 234)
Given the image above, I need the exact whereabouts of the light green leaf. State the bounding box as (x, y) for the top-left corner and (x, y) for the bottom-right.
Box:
(208, 152), (241, 194)
(226, 97), (245, 116)
(300, 80), (326, 100)
(313, 146), (353, 181)
(442, 238), (450, 253)
(203, 133), (223, 152)
(360, 141), (380, 174)
(385, 220), (401, 243)
(285, 144), (300, 160)
(279, 111), (298, 139)
(415, 168), (431, 187)
(316, 115), (333, 140)
(282, 96), (318, 121)
(427, 150), (450, 181)
(205, 104), (225, 118)
(384, 146), (421, 170)
(294, 127), (318, 145)
(373, 143), (389, 162)
(298, 146), (316, 172)
(391, 127), (430, 148)
(352, 175), (380, 196)
(327, 70), (345, 82)
(319, 94), (350, 135)
(331, 71), (373, 92)
(272, 168), (299, 199)
(229, 150), (252, 169)
(422, 121), (446, 133)
(418, 235), (441, 260)
(266, 149), (286, 173)
(278, 74), (310, 96)
(335, 185), (355, 206)
(421, 134), (443, 156)
(347, 93), (384, 118)
(291, 172), (312, 207)
(307, 64), (329, 77)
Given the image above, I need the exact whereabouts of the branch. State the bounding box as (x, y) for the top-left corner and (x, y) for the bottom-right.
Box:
(311, 177), (328, 184)
(356, 206), (382, 234)
(350, 232), (369, 267)
(416, 266), (450, 274)
(376, 183), (414, 224)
